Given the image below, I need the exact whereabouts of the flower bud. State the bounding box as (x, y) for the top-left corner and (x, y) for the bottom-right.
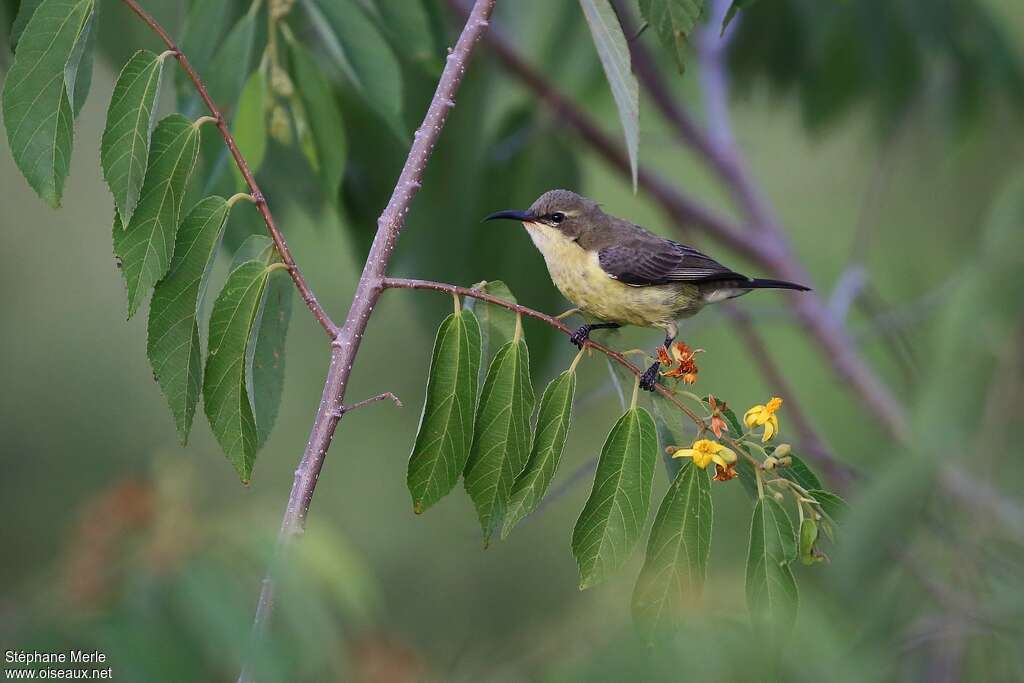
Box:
(773, 443), (792, 458)
(763, 455), (778, 471)
(269, 105), (293, 145)
(772, 491), (785, 502)
(778, 456), (793, 467)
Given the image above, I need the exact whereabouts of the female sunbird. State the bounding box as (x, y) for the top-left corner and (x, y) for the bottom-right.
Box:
(485, 189), (810, 391)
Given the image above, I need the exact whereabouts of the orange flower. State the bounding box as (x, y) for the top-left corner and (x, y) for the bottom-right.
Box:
(713, 462), (737, 482)
(660, 342), (703, 384)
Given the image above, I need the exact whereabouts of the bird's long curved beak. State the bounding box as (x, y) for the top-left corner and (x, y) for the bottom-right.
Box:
(483, 209), (534, 223)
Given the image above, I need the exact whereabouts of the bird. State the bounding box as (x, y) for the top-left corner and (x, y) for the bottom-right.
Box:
(485, 189), (810, 391)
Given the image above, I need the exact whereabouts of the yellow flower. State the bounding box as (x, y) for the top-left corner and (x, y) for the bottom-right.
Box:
(743, 397), (783, 442)
(672, 439), (736, 470)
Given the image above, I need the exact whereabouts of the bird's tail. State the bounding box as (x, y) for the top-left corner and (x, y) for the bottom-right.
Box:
(746, 278), (812, 292)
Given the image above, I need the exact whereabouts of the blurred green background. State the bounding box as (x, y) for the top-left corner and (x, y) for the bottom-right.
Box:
(2, 0), (1024, 681)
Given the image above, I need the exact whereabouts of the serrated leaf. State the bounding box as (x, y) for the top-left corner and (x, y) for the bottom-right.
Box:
(287, 40), (346, 199)
(722, 0), (757, 33)
(407, 309), (482, 514)
(777, 454), (823, 492)
(147, 196), (230, 444)
(463, 281), (517, 376)
(203, 260), (271, 482)
(101, 50), (166, 225)
(745, 497), (799, 631)
(302, 0), (405, 139)
(651, 391), (690, 478)
(579, 0), (639, 190)
(113, 114), (202, 317)
(464, 339), (536, 542)
(251, 269), (293, 448)
(2, 0), (94, 206)
(502, 368), (577, 538)
(572, 406), (658, 589)
(807, 489), (849, 523)
(632, 461), (712, 635)
(231, 69), (267, 188)
(638, 0), (705, 72)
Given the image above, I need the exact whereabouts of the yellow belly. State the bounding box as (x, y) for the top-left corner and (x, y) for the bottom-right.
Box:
(524, 224), (701, 329)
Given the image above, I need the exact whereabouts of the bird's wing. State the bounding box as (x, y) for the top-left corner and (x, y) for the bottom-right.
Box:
(597, 237), (747, 287)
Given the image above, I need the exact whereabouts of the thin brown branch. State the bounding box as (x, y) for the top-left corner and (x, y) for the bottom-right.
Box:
(119, 0), (338, 337)
(382, 277), (706, 426)
(236, 2), (498, 680)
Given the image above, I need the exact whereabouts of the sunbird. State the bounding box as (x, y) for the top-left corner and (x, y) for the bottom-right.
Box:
(485, 189), (810, 391)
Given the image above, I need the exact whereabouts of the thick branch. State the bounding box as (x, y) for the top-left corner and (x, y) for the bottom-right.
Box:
(236, 3), (498, 681)
(119, 0), (337, 337)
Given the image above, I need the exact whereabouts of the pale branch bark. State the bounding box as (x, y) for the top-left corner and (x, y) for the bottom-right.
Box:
(235, 2), (498, 681)
(466, 1), (911, 444)
(119, 0), (338, 338)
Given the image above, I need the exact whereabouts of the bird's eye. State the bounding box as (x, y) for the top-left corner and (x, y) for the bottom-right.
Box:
(549, 212), (566, 224)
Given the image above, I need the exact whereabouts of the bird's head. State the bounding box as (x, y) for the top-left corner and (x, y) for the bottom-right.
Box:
(484, 189), (603, 242)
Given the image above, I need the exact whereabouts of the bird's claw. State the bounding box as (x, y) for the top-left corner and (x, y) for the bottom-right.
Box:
(569, 325), (590, 349)
(639, 362), (660, 392)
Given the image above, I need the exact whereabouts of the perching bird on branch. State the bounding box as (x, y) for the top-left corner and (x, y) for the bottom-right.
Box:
(485, 189), (810, 391)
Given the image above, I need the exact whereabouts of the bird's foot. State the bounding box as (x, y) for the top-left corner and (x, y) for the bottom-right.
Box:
(639, 362), (661, 392)
(570, 325), (592, 349)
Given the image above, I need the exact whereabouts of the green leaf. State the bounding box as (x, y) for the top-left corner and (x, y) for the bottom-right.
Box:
(502, 368), (577, 538)
(368, 0), (439, 69)
(10, 0), (44, 48)
(722, 0), (757, 34)
(203, 260), (272, 483)
(231, 69), (267, 188)
(204, 8), (257, 115)
(251, 268), (293, 449)
(176, 0), (234, 108)
(464, 338), (536, 543)
(651, 391), (690, 479)
(463, 281), (518, 376)
(101, 50), (166, 225)
(638, 0), (704, 72)
(302, 0), (405, 139)
(65, 5), (94, 116)
(572, 406), (658, 589)
(632, 461), (712, 635)
(745, 497), (799, 631)
(777, 453), (824, 492)
(807, 489), (849, 523)
(113, 114), (202, 318)
(407, 308), (482, 514)
(147, 196), (231, 444)
(578, 0), (639, 190)
(2, 0), (94, 206)
(287, 40), (346, 199)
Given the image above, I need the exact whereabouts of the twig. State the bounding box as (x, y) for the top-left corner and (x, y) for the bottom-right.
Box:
(235, 2), (498, 681)
(334, 392), (403, 417)
(119, 0), (337, 338)
(382, 277), (707, 426)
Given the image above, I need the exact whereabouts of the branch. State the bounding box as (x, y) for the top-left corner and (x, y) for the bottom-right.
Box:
(236, 2), (498, 680)
(118, 0), (337, 337)
(382, 277), (706, 426)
